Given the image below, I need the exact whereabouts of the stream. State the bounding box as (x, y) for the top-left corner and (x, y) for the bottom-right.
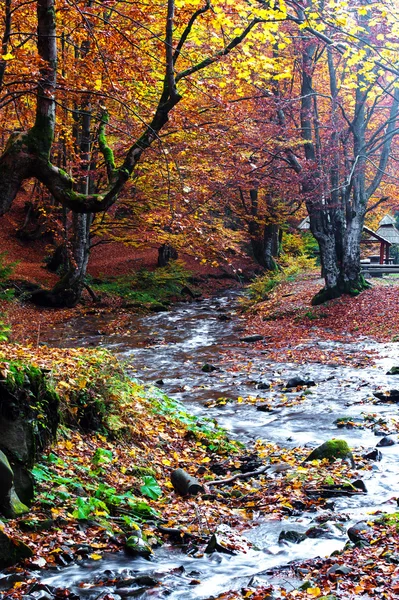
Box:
(16, 293), (399, 598)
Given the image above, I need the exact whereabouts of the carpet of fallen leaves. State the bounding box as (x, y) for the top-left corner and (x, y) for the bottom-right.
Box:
(2, 274), (399, 599)
(0, 342), (385, 600)
(239, 274), (399, 366)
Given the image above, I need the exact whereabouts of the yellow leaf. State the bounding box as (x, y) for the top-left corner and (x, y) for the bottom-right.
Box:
(201, 456), (211, 463)
(58, 381), (70, 389)
(89, 553), (103, 560)
(2, 53), (14, 61)
(162, 459), (171, 466)
(307, 587), (321, 597)
(94, 79), (102, 91)
(65, 440), (73, 450)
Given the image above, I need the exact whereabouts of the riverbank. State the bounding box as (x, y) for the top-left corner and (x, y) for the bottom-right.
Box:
(1, 276), (399, 598)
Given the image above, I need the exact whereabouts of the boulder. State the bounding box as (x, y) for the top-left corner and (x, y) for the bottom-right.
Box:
(0, 363), (59, 512)
(373, 389), (399, 402)
(387, 367), (399, 375)
(303, 439), (354, 467)
(347, 521), (373, 545)
(376, 436), (395, 447)
(285, 376), (315, 388)
(0, 529), (33, 567)
(201, 363), (218, 373)
(278, 530), (306, 544)
(125, 535), (152, 559)
(0, 451), (28, 518)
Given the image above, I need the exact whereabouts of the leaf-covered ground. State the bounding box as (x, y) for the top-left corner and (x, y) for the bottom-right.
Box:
(240, 275), (399, 366)
(2, 274), (399, 599)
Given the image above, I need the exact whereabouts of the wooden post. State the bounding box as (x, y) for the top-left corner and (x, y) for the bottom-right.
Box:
(385, 243), (390, 264)
(380, 243), (384, 264)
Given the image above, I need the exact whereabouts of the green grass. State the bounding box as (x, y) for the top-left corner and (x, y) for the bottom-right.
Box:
(89, 261), (192, 309)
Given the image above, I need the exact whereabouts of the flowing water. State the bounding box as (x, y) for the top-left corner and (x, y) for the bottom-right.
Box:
(24, 292), (399, 598)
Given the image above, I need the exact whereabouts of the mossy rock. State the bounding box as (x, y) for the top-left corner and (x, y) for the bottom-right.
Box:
(0, 450), (14, 494)
(304, 439), (354, 467)
(8, 488), (29, 517)
(0, 529), (33, 567)
(125, 535), (152, 558)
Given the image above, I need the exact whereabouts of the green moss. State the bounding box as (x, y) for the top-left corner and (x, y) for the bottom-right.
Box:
(9, 488), (29, 516)
(312, 275), (372, 305)
(128, 466), (156, 477)
(89, 262), (192, 308)
(27, 113), (54, 159)
(304, 439), (354, 466)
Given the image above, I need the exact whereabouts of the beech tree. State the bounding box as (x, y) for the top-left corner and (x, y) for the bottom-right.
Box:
(281, 0), (399, 303)
(0, 0), (286, 305)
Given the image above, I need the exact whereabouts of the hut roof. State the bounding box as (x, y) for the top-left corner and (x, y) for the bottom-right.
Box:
(376, 224), (399, 245)
(379, 214), (396, 227)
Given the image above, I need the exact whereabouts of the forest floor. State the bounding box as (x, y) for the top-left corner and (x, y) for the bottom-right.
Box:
(1, 238), (399, 599)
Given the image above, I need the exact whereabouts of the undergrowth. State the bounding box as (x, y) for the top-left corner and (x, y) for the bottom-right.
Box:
(244, 254), (316, 305)
(0, 252), (17, 341)
(89, 260), (192, 308)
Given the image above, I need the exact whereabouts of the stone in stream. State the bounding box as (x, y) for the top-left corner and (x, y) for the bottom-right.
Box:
(125, 535), (153, 558)
(373, 389), (399, 402)
(285, 376), (315, 389)
(363, 448), (383, 461)
(387, 367), (399, 375)
(256, 381), (271, 390)
(239, 335), (264, 343)
(278, 530), (306, 544)
(201, 363), (218, 373)
(376, 436), (395, 447)
(205, 524), (253, 555)
(303, 439), (355, 467)
(217, 313), (231, 322)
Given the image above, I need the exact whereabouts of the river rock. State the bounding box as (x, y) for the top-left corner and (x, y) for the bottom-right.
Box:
(387, 367), (399, 375)
(217, 314), (231, 322)
(239, 335), (264, 343)
(363, 448), (382, 461)
(327, 564), (353, 575)
(285, 376), (315, 388)
(205, 524), (252, 555)
(278, 530), (306, 544)
(303, 439), (354, 467)
(256, 381), (271, 390)
(0, 529), (33, 567)
(352, 479), (368, 493)
(201, 363), (217, 373)
(373, 389), (399, 402)
(125, 535), (152, 558)
(347, 521), (373, 544)
(376, 436), (395, 447)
